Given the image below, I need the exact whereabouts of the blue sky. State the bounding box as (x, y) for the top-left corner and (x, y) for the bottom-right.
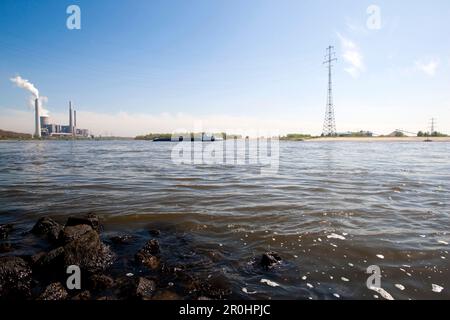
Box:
(1, 0), (449, 136)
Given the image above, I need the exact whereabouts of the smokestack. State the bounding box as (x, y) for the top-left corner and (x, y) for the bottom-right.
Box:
(35, 99), (41, 138)
(74, 110), (77, 128)
(69, 101), (73, 136)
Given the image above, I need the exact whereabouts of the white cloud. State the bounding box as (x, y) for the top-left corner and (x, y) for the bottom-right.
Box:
(337, 33), (365, 78)
(415, 59), (439, 76)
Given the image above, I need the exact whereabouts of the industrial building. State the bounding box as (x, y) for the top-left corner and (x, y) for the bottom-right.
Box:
(35, 99), (90, 138)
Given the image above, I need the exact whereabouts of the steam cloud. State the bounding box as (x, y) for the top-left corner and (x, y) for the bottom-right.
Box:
(28, 96), (50, 117)
(10, 76), (39, 98)
(10, 75), (50, 117)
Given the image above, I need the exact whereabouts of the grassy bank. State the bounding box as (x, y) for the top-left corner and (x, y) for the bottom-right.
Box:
(0, 129), (32, 140)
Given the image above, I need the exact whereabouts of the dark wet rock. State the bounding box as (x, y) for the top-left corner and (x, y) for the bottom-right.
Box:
(88, 274), (115, 291)
(32, 247), (64, 271)
(72, 290), (91, 300)
(109, 234), (135, 245)
(0, 224), (13, 240)
(0, 243), (13, 253)
(261, 251), (282, 269)
(31, 217), (62, 242)
(160, 263), (185, 275)
(135, 239), (160, 270)
(148, 229), (161, 237)
(139, 255), (160, 270)
(32, 230), (114, 274)
(39, 282), (68, 300)
(196, 275), (232, 299)
(59, 224), (93, 244)
(29, 252), (46, 266)
(135, 277), (156, 300)
(63, 229), (114, 273)
(115, 276), (156, 300)
(152, 290), (181, 300)
(169, 270), (198, 294)
(141, 239), (160, 254)
(66, 213), (100, 232)
(176, 272), (229, 299)
(0, 256), (32, 299)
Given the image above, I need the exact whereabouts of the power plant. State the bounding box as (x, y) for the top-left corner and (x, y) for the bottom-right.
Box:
(36, 101), (89, 138)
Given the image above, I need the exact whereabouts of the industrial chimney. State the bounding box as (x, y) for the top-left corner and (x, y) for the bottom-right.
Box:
(35, 98), (41, 138)
(69, 101), (74, 136)
(74, 110), (77, 135)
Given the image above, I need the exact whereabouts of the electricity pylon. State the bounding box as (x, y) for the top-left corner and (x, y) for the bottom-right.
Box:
(322, 46), (337, 136)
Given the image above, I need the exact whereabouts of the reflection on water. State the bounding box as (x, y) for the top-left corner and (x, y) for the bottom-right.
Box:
(0, 140), (449, 299)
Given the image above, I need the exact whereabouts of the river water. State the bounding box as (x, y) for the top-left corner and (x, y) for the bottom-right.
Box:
(0, 140), (449, 299)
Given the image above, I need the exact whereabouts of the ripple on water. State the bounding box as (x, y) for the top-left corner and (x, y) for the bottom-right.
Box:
(0, 141), (450, 299)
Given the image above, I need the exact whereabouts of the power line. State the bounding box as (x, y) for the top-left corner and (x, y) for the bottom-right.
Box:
(322, 46), (337, 136)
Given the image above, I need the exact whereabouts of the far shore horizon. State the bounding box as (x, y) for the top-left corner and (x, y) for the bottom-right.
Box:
(305, 136), (450, 142)
(2, 128), (450, 143)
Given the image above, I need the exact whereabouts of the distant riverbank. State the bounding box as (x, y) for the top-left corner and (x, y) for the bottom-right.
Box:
(0, 129), (32, 140)
(3, 136), (450, 143)
(305, 137), (450, 142)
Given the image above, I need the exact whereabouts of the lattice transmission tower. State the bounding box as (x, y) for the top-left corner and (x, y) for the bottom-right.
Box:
(429, 118), (436, 135)
(322, 46), (337, 136)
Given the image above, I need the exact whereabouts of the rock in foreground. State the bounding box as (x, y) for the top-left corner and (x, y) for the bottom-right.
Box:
(63, 229), (114, 273)
(88, 274), (115, 291)
(39, 282), (68, 300)
(59, 224), (93, 244)
(66, 213), (100, 232)
(116, 276), (157, 300)
(0, 224), (13, 240)
(31, 217), (62, 242)
(135, 239), (161, 270)
(135, 277), (156, 299)
(261, 251), (282, 269)
(32, 229), (114, 275)
(0, 256), (32, 299)
(2, 215), (238, 300)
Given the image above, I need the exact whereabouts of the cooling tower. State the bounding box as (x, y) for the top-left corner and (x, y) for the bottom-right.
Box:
(35, 98), (41, 138)
(40, 115), (49, 128)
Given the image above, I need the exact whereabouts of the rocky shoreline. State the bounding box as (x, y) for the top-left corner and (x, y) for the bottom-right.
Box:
(0, 215), (282, 300)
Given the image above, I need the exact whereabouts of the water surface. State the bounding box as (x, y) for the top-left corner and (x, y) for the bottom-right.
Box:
(0, 140), (449, 299)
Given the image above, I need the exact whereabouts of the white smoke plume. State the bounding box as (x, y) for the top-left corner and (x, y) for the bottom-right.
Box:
(28, 96), (50, 117)
(10, 75), (39, 98)
(11, 75), (50, 117)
